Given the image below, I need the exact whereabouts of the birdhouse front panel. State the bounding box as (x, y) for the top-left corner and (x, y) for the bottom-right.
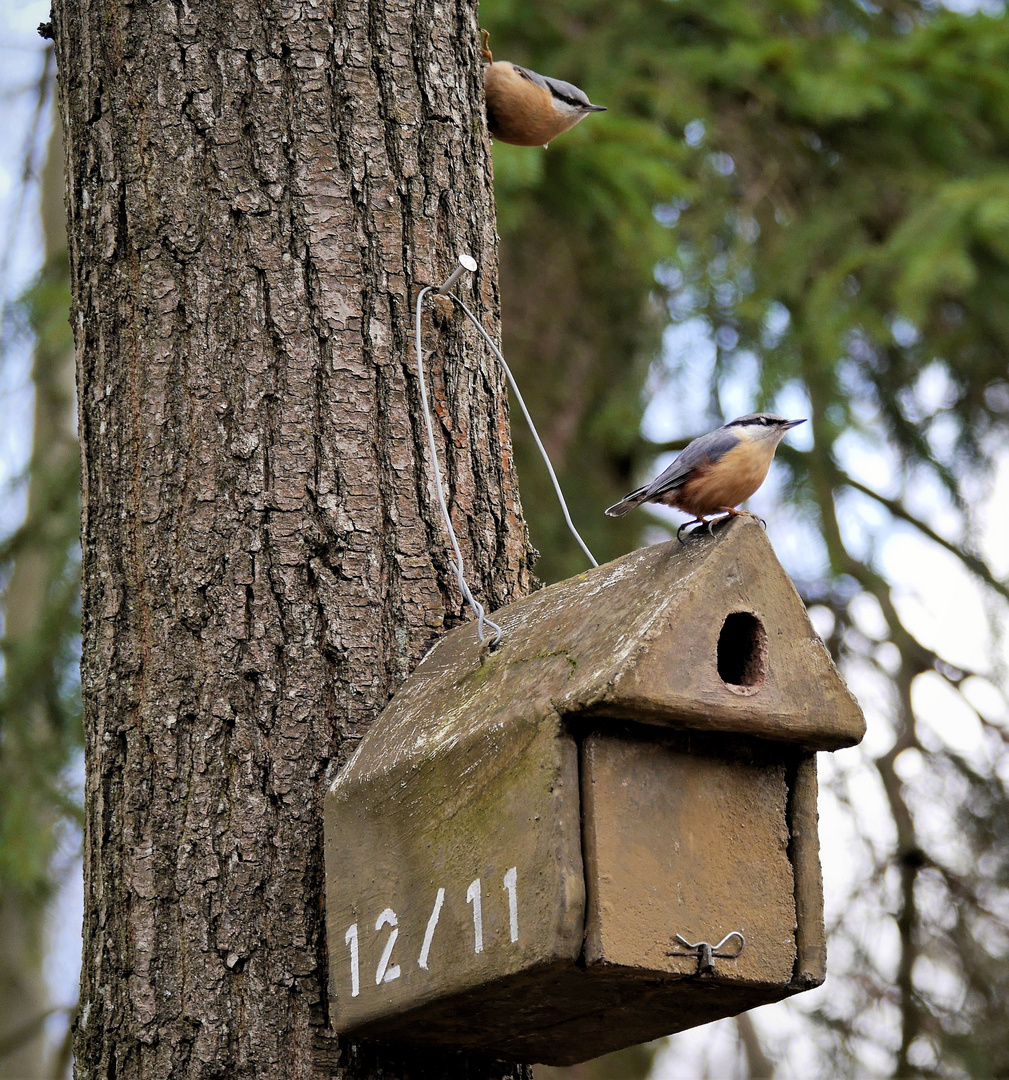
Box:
(324, 519), (865, 1064)
(580, 727), (799, 982)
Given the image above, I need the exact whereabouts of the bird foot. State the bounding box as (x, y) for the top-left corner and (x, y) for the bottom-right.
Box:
(716, 507), (766, 529)
(679, 507), (767, 543)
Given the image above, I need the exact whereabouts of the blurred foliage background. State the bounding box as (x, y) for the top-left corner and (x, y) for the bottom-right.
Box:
(485, 0), (1009, 1076)
(3, 0), (1009, 1076)
(0, 42), (79, 1080)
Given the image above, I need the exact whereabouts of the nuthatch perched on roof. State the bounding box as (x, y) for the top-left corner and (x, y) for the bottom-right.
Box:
(482, 31), (606, 148)
(605, 414), (806, 539)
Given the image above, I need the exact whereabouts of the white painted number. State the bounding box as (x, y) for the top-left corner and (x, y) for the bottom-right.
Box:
(503, 866), (519, 943)
(466, 878), (484, 954)
(374, 908), (401, 984)
(348, 865), (518, 994)
(344, 922), (360, 998)
(418, 887), (445, 970)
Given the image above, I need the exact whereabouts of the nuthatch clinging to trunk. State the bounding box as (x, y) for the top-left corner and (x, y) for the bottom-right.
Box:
(482, 31), (606, 148)
(605, 414), (806, 539)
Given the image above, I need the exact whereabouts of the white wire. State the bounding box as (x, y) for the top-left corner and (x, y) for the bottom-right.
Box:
(413, 283), (599, 649)
(446, 293), (599, 571)
(414, 286), (503, 646)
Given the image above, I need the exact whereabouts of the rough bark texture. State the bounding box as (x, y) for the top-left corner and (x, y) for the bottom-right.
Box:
(52, 1), (532, 1076)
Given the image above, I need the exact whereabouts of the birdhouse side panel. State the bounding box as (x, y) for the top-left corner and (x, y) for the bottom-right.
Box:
(789, 753), (826, 988)
(323, 714), (585, 1033)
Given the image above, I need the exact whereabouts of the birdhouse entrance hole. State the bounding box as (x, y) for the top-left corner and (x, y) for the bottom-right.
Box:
(717, 611), (767, 689)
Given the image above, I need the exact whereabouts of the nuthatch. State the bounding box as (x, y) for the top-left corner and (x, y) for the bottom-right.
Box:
(482, 31), (606, 148)
(605, 414), (806, 539)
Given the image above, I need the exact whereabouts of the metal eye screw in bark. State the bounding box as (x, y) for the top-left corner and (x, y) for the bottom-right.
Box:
(436, 253), (478, 295)
(668, 931), (746, 975)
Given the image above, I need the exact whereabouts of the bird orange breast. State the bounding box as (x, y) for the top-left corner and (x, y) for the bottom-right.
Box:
(674, 442), (775, 516)
(484, 63), (570, 146)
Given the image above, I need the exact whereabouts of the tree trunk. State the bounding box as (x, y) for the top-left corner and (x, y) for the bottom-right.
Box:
(52, 2), (531, 1077)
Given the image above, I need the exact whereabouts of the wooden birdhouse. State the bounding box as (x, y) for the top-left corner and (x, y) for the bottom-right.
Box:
(323, 517), (865, 1065)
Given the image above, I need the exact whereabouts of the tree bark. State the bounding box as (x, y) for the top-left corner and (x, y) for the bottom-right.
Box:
(52, 1), (531, 1076)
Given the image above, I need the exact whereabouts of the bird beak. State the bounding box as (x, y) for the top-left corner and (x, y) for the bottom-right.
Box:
(584, 104), (607, 112)
(784, 419), (807, 429)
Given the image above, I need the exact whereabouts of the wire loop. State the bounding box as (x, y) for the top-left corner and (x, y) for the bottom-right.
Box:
(414, 285), (503, 647)
(413, 261), (597, 648)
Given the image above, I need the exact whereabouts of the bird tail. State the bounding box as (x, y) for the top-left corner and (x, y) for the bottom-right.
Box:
(605, 488), (648, 517)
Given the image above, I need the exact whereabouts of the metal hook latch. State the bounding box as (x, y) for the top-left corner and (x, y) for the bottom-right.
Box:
(668, 931), (745, 975)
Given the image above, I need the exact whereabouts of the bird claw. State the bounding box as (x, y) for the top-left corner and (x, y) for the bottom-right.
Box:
(677, 518), (708, 543)
(677, 507), (766, 544)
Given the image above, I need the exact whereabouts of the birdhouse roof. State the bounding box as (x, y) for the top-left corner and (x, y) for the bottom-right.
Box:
(336, 518), (864, 788)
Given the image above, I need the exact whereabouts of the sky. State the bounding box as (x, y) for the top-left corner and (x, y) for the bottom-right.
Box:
(0, 0), (82, 1050)
(1, 0), (1008, 1076)
(0, 2), (50, 533)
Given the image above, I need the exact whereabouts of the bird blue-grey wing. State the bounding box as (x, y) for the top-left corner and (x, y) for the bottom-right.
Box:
(604, 426), (741, 516)
(540, 74), (594, 107)
(641, 428), (740, 497)
(512, 64), (552, 92)
(512, 65), (595, 108)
